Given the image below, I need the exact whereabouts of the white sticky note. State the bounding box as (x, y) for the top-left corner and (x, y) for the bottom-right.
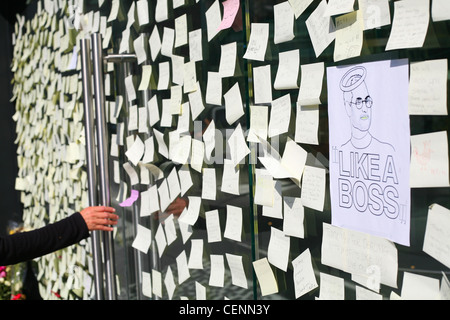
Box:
(253, 65), (272, 104)
(334, 10), (363, 62)
(188, 239), (204, 269)
(202, 168), (216, 200)
(228, 123), (251, 166)
(298, 62), (324, 105)
(125, 135), (144, 166)
(385, 0), (429, 51)
(306, 0), (336, 58)
(158, 178), (171, 212)
(178, 165), (193, 196)
(247, 105), (268, 143)
(176, 250), (190, 285)
(224, 82), (244, 125)
(206, 0), (222, 41)
(268, 93), (291, 138)
(153, 128), (169, 159)
(155, 223), (167, 258)
(167, 167), (181, 201)
(423, 204), (450, 269)
(401, 272), (440, 300)
(283, 196), (304, 238)
(157, 61), (171, 90)
(410, 131), (450, 188)
(205, 209), (222, 243)
(280, 138), (308, 184)
(274, 1), (295, 44)
(295, 104), (319, 145)
(432, 0), (450, 22)
(175, 14), (188, 48)
(142, 272), (152, 298)
(219, 42), (237, 77)
(164, 266), (176, 300)
(190, 138), (205, 173)
(189, 29), (203, 62)
(221, 159), (240, 195)
(164, 214), (177, 246)
(319, 272), (345, 300)
(203, 120), (216, 162)
(254, 169), (274, 207)
(132, 224), (152, 253)
(152, 269), (162, 297)
(268, 227), (290, 271)
(263, 180), (283, 219)
(188, 82), (205, 120)
(209, 254), (225, 287)
(224, 205), (242, 242)
(226, 253), (248, 289)
(149, 25), (162, 61)
(274, 49), (299, 90)
(155, 0), (168, 22)
(124, 74), (137, 101)
(148, 95), (160, 127)
(321, 223), (398, 288)
(408, 59), (448, 115)
(292, 248), (318, 299)
(179, 196), (201, 226)
(123, 162), (139, 185)
(206, 71), (222, 106)
(301, 165), (326, 212)
(243, 23), (269, 61)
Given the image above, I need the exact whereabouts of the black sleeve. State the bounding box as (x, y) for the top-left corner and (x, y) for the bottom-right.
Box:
(0, 212), (90, 266)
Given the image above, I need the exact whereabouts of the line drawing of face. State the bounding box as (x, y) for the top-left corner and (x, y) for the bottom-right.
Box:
(345, 82), (372, 133)
(340, 66), (373, 137)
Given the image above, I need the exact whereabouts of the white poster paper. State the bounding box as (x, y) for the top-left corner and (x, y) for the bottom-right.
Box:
(327, 59), (410, 246)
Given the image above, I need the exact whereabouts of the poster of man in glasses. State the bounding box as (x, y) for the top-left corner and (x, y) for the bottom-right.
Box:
(327, 59), (411, 247)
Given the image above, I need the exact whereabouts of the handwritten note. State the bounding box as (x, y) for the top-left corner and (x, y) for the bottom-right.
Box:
(268, 93), (291, 138)
(408, 59), (448, 115)
(292, 249), (318, 299)
(385, 0), (429, 51)
(410, 131), (450, 188)
(274, 1), (295, 44)
(226, 253), (248, 289)
(274, 49), (299, 90)
(243, 23), (269, 61)
(321, 223), (398, 288)
(268, 227), (290, 271)
(295, 104), (319, 145)
(283, 196), (305, 238)
(423, 204), (450, 269)
(253, 65), (272, 104)
(334, 10), (363, 62)
(298, 61), (324, 106)
(305, 0), (336, 58)
(205, 209), (222, 243)
(301, 165), (326, 212)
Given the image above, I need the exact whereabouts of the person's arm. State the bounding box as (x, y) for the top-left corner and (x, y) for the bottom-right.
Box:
(0, 206), (118, 266)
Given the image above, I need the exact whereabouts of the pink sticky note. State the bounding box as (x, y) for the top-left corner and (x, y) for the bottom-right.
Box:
(119, 189), (140, 207)
(218, 0), (240, 31)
